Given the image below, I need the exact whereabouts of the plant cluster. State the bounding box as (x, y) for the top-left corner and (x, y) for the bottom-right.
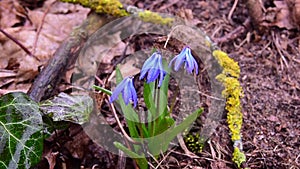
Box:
(95, 47), (203, 168)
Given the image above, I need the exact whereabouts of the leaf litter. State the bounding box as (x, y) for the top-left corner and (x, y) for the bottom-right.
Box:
(0, 0), (89, 94)
(1, 0), (300, 168)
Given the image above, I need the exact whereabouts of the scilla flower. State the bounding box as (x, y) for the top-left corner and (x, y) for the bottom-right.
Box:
(169, 47), (199, 74)
(140, 51), (166, 87)
(109, 77), (138, 107)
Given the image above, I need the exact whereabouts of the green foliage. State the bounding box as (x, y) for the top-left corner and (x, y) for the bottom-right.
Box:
(0, 92), (43, 169)
(114, 142), (148, 169)
(103, 64), (203, 169)
(146, 108), (203, 156)
(40, 93), (93, 125)
(232, 147), (246, 168)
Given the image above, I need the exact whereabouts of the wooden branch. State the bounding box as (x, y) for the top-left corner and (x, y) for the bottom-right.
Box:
(28, 13), (116, 102)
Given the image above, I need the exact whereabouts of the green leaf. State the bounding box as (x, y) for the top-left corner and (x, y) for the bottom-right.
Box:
(115, 65), (123, 84)
(154, 115), (175, 135)
(114, 142), (148, 169)
(0, 92), (43, 169)
(114, 142), (144, 158)
(143, 81), (156, 117)
(40, 93), (93, 125)
(158, 71), (170, 118)
(93, 85), (112, 95)
(147, 108), (203, 156)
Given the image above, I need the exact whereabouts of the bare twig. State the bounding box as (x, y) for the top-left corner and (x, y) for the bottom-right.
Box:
(109, 101), (140, 144)
(214, 18), (250, 44)
(227, 0), (239, 25)
(272, 31), (289, 69)
(153, 149), (173, 169)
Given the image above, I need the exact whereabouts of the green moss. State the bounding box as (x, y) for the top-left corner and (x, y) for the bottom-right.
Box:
(232, 147), (246, 168)
(213, 50), (240, 78)
(60, 0), (129, 17)
(213, 50), (246, 168)
(138, 10), (174, 25)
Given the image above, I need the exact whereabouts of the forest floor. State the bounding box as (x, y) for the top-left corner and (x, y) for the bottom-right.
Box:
(0, 0), (299, 169)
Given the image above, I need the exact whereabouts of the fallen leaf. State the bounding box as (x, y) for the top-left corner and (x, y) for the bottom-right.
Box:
(119, 58), (140, 78)
(0, 69), (17, 78)
(0, 1), (90, 88)
(44, 151), (59, 169)
(286, 0), (300, 29)
(0, 0), (22, 28)
(272, 1), (296, 29)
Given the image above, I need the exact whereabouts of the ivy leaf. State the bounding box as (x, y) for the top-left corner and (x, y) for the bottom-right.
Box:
(40, 92), (93, 125)
(0, 92), (43, 169)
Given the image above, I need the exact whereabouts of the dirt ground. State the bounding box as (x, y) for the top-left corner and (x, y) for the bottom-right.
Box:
(0, 0), (299, 169)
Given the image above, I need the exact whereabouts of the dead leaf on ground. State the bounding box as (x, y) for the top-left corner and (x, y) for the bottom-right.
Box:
(44, 151), (59, 169)
(271, 1), (296, 29)
(0, 0), (22, 28)
(0, 1), (90, 94)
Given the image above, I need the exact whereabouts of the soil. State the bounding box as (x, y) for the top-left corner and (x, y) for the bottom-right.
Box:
(1, 0), (299, 169)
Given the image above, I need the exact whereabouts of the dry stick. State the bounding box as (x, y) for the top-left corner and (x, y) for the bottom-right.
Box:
(153, 149), (174, 169)
(272, 31), (289, 69)
(109, 101), (140, 144)
(214, 18), (250, 44)
(227, 0), (239, 25)
(109, 101), (140, 169)
(28, 13), (114, 102)
(0, 28), (40, 61)
(32, 0), (56, 55)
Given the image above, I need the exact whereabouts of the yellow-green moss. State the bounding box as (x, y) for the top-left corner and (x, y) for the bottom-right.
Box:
(232, 147), (246, 168)
(60, 0), (129, 17)
(138, 10), (174, 25)
(212, 50), (246, 168)
(213, 50), (240, 78)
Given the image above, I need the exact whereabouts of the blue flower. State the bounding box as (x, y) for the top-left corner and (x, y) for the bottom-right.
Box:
(109, 77), (138, 107)
(169, 47), (199, 74)
(140, 51), (166, 87)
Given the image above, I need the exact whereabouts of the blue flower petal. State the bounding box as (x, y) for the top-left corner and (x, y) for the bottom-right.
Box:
(128, 79), (138, 107)
(147, 68), (160, 83)
(174, 53), (186, 71)
(140, 52), (159, 80)
(109, 78), (128, 103)
(122, 82), (131, 105)
(169, 47), (198, 74)
(158, 69), (166, 87)
(140, 51), (166, 85)
(110, 77), (138, 107)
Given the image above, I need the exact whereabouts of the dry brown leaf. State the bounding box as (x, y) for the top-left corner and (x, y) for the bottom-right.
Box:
(0, 1), (89, 86)
(0, 69), (17, 78)
(0, 0), (22, 28)
(273, 1), (296, 29)
(118, 58), (140, 78)
(64, 130), (90, 159)
(286, 0), (300, 29)
(0, 89), (28, 95)
(44, 151), (59, 169)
